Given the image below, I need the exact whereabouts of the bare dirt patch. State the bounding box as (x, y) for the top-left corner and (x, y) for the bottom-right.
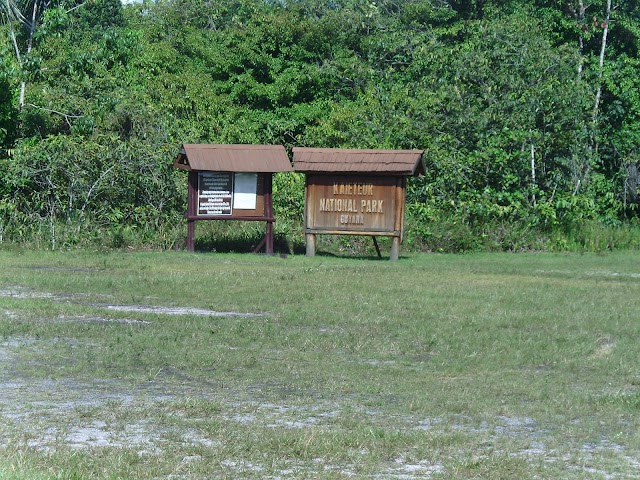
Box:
(0, 285), (265, 319)
(2, 283), (639, 478)
(97, 304), (264, 317)
(1, 335), (637, 479)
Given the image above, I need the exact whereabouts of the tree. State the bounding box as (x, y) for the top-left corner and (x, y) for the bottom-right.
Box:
(0, 46), (17, 147)
(0, 0), (54, 110)
(1, 0), (640, 249)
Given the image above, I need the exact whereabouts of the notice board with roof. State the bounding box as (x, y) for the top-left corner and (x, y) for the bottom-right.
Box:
(174, 144), (292, 254)
(293, 147), (424, 261)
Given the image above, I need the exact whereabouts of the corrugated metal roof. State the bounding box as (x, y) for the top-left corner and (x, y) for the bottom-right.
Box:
(292, 148), (424, 175)
(174, 144), (292, 172)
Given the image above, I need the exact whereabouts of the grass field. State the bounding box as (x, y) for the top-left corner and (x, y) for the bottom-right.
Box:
(1, 248), (639, 479)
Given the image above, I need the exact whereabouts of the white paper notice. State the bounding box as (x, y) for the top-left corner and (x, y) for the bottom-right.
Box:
(233, 173), (258, 209)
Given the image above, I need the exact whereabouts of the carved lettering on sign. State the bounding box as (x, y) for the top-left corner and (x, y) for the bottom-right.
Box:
(333, 183), (374, 196)
(319, 198), (360, 212)
(340, 214), (364, 224)
(318, 198), (384, 213)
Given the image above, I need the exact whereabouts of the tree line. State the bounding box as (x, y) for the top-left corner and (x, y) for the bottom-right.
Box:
(1, 0), (639, 252)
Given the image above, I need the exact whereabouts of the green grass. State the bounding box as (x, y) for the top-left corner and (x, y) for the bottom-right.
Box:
(1, 249), (640, 478)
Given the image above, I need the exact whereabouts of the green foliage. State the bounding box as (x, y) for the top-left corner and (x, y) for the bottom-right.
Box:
(272, 171), (305, 249)
(74, 0), (125, 30)
(1, 134), (184, 248)
(272, 171), (304, 222)
(0, 37), (18, 147)
(0, 0), (639, 251)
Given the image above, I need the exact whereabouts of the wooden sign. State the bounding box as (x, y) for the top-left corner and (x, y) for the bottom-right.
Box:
(305, 175), (401, 234)
(293, 147), (424, 261)
(174, 144), (292, 254)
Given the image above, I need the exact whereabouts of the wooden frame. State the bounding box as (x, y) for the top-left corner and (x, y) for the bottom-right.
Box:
(304, 174), (407, 260)
(186, 171), (275, 254)
(293, 148), (424, 261)
(175, 144), (291, 255)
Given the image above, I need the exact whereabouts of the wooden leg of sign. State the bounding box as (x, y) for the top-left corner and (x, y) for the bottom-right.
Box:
(187, 220), (195, 252)
(264, 175), (274, 256)
(306, 233), (316, 257)
(372, 236), (382, 258)
(187, 171), (197, 253)
(266, 221), (274, 255)
(253, 235), (267, 254)
(390, 236), (400, 261)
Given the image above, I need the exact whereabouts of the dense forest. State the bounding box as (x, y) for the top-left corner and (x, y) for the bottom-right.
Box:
(1, 0), (639, 252)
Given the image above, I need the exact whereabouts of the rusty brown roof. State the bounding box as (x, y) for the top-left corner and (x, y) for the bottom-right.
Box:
(292, 148), (424, 176)
(174, 144), (292, 172)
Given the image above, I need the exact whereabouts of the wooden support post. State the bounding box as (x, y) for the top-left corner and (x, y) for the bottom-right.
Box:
(187, 221), (195, 252)
(306, 233), (316, 257)
(187, 171), (198, 252)
(389, 177), (405, 261)
(390, 236), (400, 261)
(264, 174), (274, 255)
(372, 237), (382, 258)
(265, 222), (274, 255)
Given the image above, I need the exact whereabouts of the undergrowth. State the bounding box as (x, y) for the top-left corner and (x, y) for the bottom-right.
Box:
(2, 213), (640, 255)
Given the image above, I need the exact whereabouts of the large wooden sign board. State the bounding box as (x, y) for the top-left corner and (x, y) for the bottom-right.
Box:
(305, 175), (403, 234)
(293, 148), (424, 261)
(174, 144), (292, 254)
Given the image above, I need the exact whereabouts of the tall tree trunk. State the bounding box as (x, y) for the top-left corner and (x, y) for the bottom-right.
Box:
(576, 0), (586, 78)
(531, 142), (537, 206)
(18, 0), (39, 110)
(572, 0), (612, 195)
(592, 0), (612, 125)
(2, 0), (46, 111)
